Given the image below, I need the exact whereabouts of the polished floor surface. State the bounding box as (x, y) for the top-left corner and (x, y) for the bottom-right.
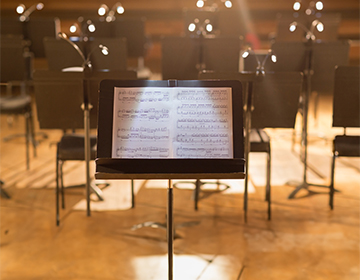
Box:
(0, 90), (359, 279)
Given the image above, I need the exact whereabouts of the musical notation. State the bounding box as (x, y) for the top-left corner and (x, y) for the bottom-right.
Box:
(176, 146), (230, 158)
(177, 89), (229, 101)
(117, 89), (170, 103)
(111, 86), (233, 159)
(117, 108), (170, 121)
(116, 146), (170, 158)
(176, 133), (229, 144)
(117, 127), (170, 140)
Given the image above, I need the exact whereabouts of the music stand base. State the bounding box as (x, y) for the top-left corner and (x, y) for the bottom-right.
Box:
(287, 181), (340, 199)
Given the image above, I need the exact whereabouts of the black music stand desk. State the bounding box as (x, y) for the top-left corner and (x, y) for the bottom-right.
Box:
(95, 79), (245, 280)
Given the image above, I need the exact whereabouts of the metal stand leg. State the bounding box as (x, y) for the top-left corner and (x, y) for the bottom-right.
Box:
(167, 179), (174, 280)
(131, 179), (135, 208)
(0, 180), (10, 199)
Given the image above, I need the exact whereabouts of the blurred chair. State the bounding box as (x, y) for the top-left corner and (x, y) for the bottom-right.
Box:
(329, 65), (360, 209)
(0, 35), (36, 169)
(199, 71), (303, 220)
(33, 69), (137, 225)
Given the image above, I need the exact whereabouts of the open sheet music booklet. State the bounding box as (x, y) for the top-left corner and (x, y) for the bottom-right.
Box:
(111, 86), (233, 159)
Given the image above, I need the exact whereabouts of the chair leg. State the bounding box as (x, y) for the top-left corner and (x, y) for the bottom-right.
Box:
(56, 156), (60, 226)
(28, 109), (37, 157)
(266, 150), (271, 220)
(329, 154), (336, 210)
(25, 112), (30, 170)
(59, 160), (65, 209)
(194, 179), (200, 210)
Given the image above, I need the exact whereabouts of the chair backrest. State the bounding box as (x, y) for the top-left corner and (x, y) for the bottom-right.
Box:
(0, 35), (31, 83)
(86, 37), (128, 71)
(199, 71), (303, 128)
(33, 70), (137, 130)
(332, 65), (360, 128)
(44, 37), (86, 70)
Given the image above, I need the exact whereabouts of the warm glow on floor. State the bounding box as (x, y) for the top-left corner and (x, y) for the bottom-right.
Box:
(132, 254), (241, 280)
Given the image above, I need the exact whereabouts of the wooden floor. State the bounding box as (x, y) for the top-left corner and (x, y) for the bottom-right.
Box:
(0, 84), (359, 279)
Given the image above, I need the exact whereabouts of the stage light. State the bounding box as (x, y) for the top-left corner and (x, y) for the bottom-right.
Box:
(316, 22), (324, 32)
(224, 0), (232, 8)
(196, 0), (205, 8)
(70, 24), (78, 34)
(206, 23), (213, 32)
(98, 4), (108, 16)
(100, 44), (109, 56)
(16, 4), (25, 14)
(242, 49), (250, 59)
(116, 3), (125, 14)
(293, 1), (301, 11)
(87, 20), (96, 33)
(188, 23), (196, 32)
(315, 1), (323, 10)
(311, 19), (324, 33)
(271, 54), (277, 63)
(289, 22), (297, 32)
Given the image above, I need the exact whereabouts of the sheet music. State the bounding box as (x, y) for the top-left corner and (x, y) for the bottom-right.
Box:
(112, 87), (233, 158)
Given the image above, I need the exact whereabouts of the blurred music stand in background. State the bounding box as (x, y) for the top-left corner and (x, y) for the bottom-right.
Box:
(270, 20), (350, 198)
(35, 32), (137, 225)
(161, 35), (242, 80)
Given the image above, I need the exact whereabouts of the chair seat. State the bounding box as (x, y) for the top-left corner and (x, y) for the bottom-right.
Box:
(0, 95), (32, 114)
(334, 135), (360, 157)
(250, 129), (270, 153)
(58, 134), (97, 161)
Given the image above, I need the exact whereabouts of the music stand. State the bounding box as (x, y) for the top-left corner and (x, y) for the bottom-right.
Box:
(33, 69), (137, 221)
(95, 79), (245, 280)
(270, 40), (350, 198)
(43, 37), (86, 71)
(85, 37), (128, 71)
(199, 70), (302, 220)
(161, 35), (242, 80)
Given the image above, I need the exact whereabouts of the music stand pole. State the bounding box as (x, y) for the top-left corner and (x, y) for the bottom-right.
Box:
(83, 66), (92, 216)
(288, 40), (326, 198)
(167, 179), (174, 280)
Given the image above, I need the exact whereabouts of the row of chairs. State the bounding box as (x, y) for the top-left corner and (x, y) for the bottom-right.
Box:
(1, 32), (358, 224)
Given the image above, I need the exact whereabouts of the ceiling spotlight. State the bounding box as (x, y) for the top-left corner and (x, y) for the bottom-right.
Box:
(70, 24), (78, 33)
(16, 4), (25, 14)
(224, 0), (232, 8)
(315, 1), (323, 10)
(293, 1), (301, 11)
(196, 0), (205, 8)
(98, 4), (108, 16)
(188, 23), (196, 32)
(205, 23), (213, 32)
